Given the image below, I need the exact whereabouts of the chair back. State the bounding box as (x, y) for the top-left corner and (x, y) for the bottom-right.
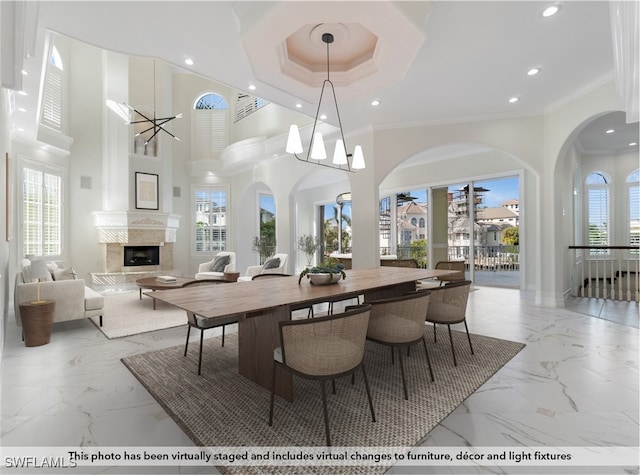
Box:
(426, 280), (471, 323)
(366, 291), (431, 344)
(251, 273), (292, 280)
(380, 258), (419, 268)
(279, 304), (371, 377)
(183, 279), (232, 287)
(435, 261), (465, 282)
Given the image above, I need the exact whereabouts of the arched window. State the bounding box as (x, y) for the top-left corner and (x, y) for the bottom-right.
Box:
(585, 171), (611, 252)
(410, 217), (417, 226)
(192, 92), (228, 159)
(41, 46), (64, 130)
(627, 169), (639, 247)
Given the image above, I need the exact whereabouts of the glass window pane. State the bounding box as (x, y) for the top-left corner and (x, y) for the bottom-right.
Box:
(194, 187), (227, 252)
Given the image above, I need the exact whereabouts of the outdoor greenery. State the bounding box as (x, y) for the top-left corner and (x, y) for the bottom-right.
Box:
(252, 218), (276, 264)
(323, 206), (351, 253)
(502, 226), (519, 245)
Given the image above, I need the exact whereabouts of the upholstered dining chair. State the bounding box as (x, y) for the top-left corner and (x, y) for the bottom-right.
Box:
(417, 260), (466, 289)
(363, 291), (434, 400)
(181, 279), (239, 375)
(424, 280), (473, 366)
(268, 304), (375, 446)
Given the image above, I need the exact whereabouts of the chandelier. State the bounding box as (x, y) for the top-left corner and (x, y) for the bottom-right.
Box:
(286, 32), (365, 172)
(107, 60), (181, 146)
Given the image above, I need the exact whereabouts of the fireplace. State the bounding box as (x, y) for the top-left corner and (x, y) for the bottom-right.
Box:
(123, 246), (160, 267)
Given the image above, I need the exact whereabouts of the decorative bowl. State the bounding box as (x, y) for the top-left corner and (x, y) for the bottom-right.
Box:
(308, 273), (342, 285)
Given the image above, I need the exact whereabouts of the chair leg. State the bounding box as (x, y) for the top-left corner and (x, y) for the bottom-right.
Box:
(361, 365), (376, 422)
(397, 346), (409, 400)
(464, 320), (474, 355)
(99, 315), (103, 327)
(447, 324), (458, 366)
(433, 322), (437, 342)
(184, 325), (191, 357)
(221, 325), (226, 347)
(332, 379), (336, 395)
(198, 329), (204, 375)
(268, 362), (277, 426)
(390, 346), (395, 365)
(422, 337), (435, 382)
(319, 380), (331, 446)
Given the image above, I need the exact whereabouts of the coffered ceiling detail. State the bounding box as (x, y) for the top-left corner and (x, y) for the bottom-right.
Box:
(239, 1), (427, 102)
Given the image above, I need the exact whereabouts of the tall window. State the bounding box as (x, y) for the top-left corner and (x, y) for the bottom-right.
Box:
(192, 93), (228, 159)
(628, 169), (639, 247)
(194, 187), (228, 252)
(41, 46), (64, 130)
(23, 167), (63, 257)
(257, 193), (276, 262)
(585, 172), (610, 253)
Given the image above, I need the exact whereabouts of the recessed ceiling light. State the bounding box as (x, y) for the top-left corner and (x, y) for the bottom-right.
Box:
(605, 129), (615, 134)
(527, 68), (541, 76)
(21, 70), (28, 75)
(184, 58), (194, 66)
(17, 90), (27, 96)
(371, 100), (380, 106)
(17, 107), (27, 112)
(508, 97), (519, 103)
(320, 114), (327, 120)
(248, 84), (256, 91)
(295, 103), (302, 109)
(630, 142), (638, 146)
(542, 5), (560, 17)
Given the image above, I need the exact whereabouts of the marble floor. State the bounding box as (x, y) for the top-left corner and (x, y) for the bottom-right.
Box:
(1, 287), (638, 474)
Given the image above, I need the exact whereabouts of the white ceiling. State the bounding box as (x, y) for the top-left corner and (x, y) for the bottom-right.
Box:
(10, 1), (639, 157)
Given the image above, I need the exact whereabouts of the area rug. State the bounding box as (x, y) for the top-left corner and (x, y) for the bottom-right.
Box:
(90, 290), (188, 339)
(122, 328), (525, 474)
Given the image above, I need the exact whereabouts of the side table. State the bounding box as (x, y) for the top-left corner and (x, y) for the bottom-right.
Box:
(223, 272), (240, 282)
(19, 300), (56, 347)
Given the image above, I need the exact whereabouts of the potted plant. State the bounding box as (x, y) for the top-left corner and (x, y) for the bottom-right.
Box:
(297, 234), (322, 267)
(298, 257), (346, 285)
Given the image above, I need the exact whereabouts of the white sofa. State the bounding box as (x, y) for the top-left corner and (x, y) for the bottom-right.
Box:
(14, 259), (105, 327)
(195, 251), (236, 280)
(237, 253), (288, 282)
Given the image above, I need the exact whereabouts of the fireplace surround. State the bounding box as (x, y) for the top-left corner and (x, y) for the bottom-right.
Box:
(91, 211), (180, 285)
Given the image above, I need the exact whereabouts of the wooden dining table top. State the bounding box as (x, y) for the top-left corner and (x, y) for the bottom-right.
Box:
(148, 267), (456, 319)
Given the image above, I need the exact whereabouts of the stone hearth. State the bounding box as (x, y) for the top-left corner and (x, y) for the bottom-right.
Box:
(91, 211), (180, 285)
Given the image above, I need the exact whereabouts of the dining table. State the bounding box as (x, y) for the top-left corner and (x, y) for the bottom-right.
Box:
(148, 266), (457, 401)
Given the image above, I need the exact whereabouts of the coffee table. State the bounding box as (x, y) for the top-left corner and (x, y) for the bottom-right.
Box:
(135, 277), (198, 309)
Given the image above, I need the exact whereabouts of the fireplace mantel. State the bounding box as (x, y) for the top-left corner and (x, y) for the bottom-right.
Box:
(92, 211), (180, 243)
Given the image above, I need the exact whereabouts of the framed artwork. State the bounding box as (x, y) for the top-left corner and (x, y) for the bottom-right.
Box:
(5, 153), (13, 241)
(135, 172), (159, 210)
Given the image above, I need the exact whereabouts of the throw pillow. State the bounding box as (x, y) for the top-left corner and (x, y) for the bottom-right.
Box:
(210, 255), (230, 272)
(262, 257), (281, 270)
(53, 267), (77, 281)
